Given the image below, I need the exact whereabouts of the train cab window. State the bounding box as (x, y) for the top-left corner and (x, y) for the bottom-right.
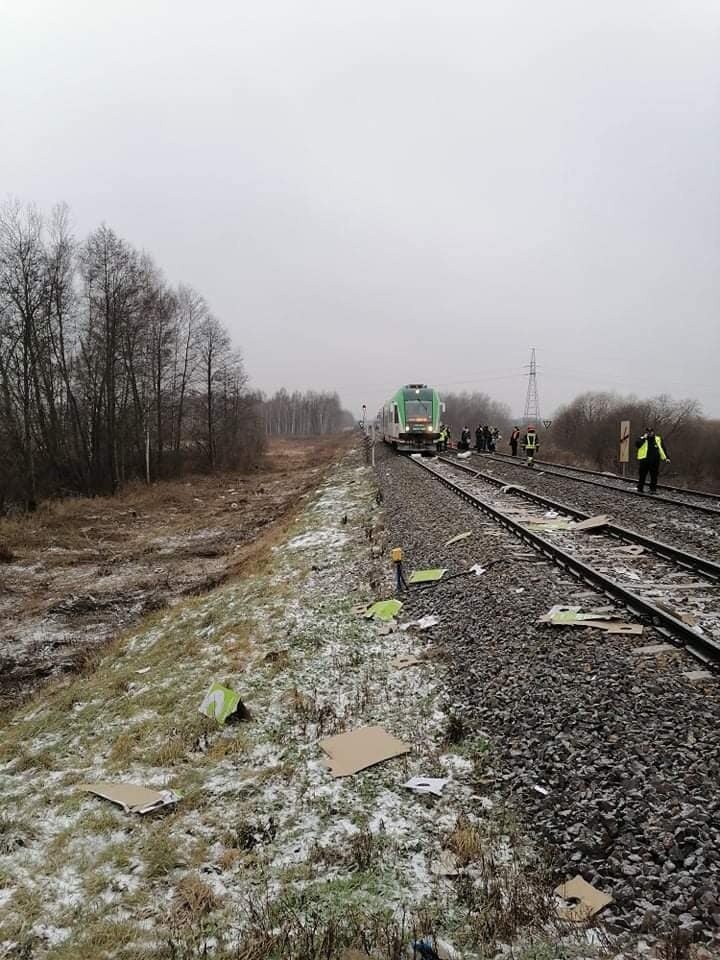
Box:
(405, 399), (432, 421)
(393, 404), (399, 424)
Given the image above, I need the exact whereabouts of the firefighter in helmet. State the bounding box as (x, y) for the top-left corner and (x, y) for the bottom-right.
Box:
(523, 425), (539, 466)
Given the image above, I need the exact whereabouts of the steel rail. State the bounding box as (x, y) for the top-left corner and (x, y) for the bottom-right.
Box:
(472, 452), (720, 518)
(438, 456), (720, 582)
(411, 456), (720, 663)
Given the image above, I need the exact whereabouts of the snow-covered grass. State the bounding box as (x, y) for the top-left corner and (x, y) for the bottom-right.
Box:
(0, 451), (583, 960)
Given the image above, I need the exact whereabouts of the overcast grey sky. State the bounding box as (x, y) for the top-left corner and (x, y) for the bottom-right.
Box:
(2, 0), (719, 417)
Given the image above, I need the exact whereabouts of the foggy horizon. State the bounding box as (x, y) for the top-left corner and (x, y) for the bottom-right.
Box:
(3, 0), (719, 420)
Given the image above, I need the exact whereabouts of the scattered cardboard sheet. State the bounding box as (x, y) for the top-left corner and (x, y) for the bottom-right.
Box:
(431, 849), (460, 877)
(555, 875), (613, 922)
(409, 568), (447, 584)
(540, 607), (642, 635)
(403, 776), (448, 796)
(525, 518), (572, 530)
(684, 670), (713, 682)
(319, 726), (410, 777)
(445, 531), (472, 546)
(616, 545), (645, 557)
(589, 622), (643, 635)
(199, 682), (249, 724)
(633, 643), (677, 656)
(569, 514), (611, 532)
(364, 599), (403, 622)
(391, 653), (423, 670)
(80, 781), (179, 815)
(400, 614), (440, 631)
(542, 604), (580, 617)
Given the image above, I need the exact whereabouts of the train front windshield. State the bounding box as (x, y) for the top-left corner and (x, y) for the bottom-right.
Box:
(405, 397), (433, 422)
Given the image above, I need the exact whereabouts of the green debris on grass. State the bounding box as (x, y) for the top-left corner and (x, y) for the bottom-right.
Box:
(363, 598), (403, 621)
(408, 568), (447, 584)
(197, 681), (245, 724)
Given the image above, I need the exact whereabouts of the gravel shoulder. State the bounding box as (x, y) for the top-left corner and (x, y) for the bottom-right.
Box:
(376, 447), (720, 948)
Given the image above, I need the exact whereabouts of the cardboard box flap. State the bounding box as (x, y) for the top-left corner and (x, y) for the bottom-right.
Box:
(445, 531), (472, 546)
(80, 781), (178, 814)
(319, 725), (410, 777)
(570, 514), (611, 531)
(555, 875), (613, 921)
(403, 776), (448, 796)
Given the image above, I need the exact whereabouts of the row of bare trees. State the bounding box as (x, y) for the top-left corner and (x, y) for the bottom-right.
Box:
(547, 391), (719, 487)
(442, 391), (513, 438)
(261, 389), (353, 436)
(0, 200), (263, 510)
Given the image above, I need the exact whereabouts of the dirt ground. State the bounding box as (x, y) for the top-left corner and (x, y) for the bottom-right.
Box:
(0, 435), (351, 707)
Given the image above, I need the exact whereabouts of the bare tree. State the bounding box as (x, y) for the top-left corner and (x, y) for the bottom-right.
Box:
(0, 200), (265, 508)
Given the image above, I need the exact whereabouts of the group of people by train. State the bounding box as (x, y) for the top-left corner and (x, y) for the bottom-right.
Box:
(436, 421), (669, 488)
(438, 423), (540, 464)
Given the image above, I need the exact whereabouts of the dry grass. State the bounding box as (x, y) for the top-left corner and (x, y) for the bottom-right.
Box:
(172, 873), (220, 919)
(446, 816), (484, 866)
(0, 435), (349, 711)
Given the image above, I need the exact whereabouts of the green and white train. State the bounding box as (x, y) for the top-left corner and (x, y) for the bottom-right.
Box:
(379, 384), (444, 453)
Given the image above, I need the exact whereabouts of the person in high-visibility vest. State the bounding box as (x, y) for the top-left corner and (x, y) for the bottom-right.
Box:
(523, 425), (539, 466)
(636, 427), (669, 494)
(438, 424), (450, 451)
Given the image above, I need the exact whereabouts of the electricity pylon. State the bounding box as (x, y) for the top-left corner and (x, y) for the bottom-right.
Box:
(522, 348), (541, 425)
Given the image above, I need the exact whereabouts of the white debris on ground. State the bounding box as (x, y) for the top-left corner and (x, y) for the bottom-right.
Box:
(0, 452), (582, 959)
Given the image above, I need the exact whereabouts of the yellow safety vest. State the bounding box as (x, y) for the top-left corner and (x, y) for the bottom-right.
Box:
(636, 435), (667, 461)
(525, 433), (537, 449)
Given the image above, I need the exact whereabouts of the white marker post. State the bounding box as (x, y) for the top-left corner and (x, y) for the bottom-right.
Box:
(619, 420), (631, 477)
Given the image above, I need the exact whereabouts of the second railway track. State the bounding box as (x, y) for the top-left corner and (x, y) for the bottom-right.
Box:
(412, 454), (720, 664)
(474, 450), (720, 516)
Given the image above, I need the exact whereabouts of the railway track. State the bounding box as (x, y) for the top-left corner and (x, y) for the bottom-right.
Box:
(411, 454), (720, 664)
(507, 452), (720, 503)
(473, 451), (720, 516)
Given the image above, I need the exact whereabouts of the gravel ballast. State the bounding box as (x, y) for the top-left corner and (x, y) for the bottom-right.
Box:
(376, 447), (720, 945)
